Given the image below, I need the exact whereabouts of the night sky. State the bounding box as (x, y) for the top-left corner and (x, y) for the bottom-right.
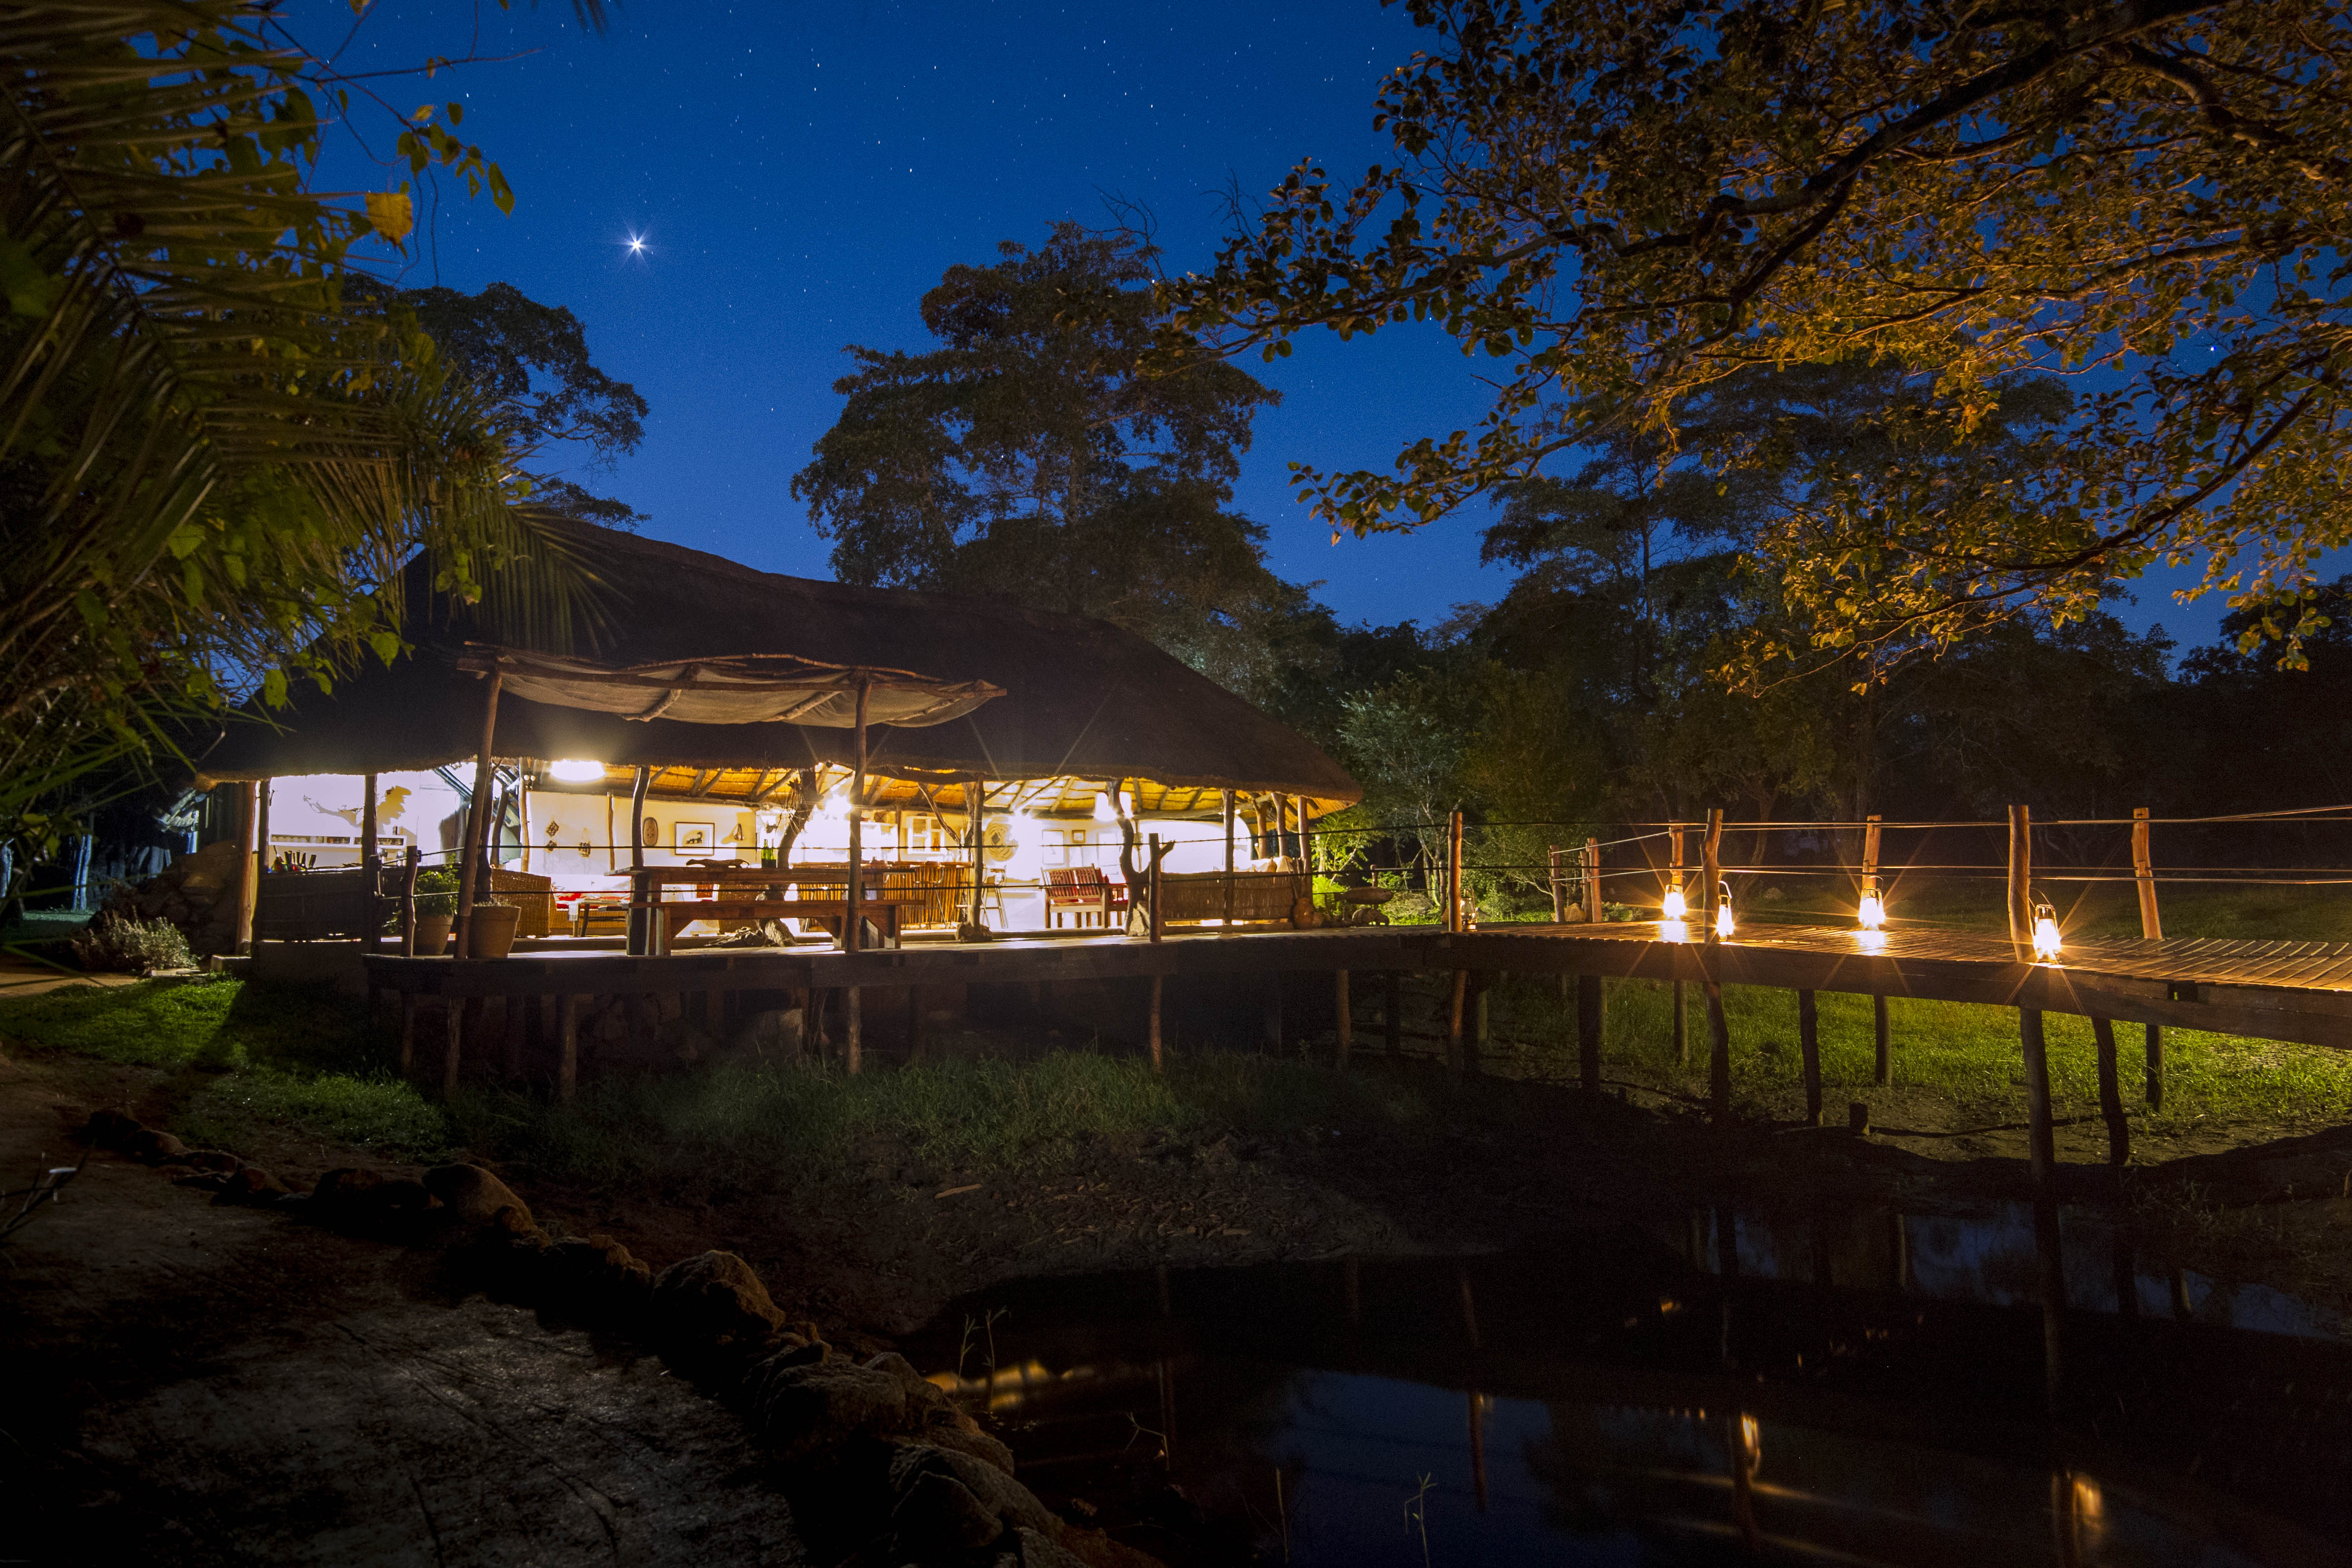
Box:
(318, 1), (2239, 652)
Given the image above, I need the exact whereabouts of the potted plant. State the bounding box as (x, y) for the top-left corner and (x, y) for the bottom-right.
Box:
(409, 868), (458, 954)
(468, 890), (522, 958)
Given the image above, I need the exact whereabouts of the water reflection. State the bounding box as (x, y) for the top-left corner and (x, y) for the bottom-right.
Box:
(911, 1207), (2351, 1566)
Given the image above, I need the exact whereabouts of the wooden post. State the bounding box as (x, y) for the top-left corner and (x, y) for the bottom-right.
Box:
(847, 677), (869, 956)
(399, 844), (420, 957)
(2091, 1014), (2129, 1165)
(1384, 970), (1401, 1054)
(1799, 989), (1822, 1127)
(1703, 809), (1731, 1124)
(1446, 809), (1464, 931)
(2023, 1006), (2067, 1412)
(1583, 836), (1600, 924)
(1548, 845), (1566, 922)
(1446, 969), (1466, 1074)
(2134, 807), (2165, 1107)
(1148, 973), (1165, 1072)
(1333, 969), (1351, 1067)
(234, 780), (260, 953)
(1221, 788), (1236, 928)
(967, 776), (987, 932)
(845, 984), (862, 1075)
(1873, 993), (1891, 1086)
(2006, 804), (2033, 958)
(626, 766), (649, 953)
(256, 778), (272, 873)
(443, 996), (463, 1097)
(1148, 832), (1164, 942)
(359, 772), (380, 951)
(1577, 973), (1603, 1091)
(558, 993), (580, 1102)
(1666, 819), (1683, 915)
(453, 671), (502, 960)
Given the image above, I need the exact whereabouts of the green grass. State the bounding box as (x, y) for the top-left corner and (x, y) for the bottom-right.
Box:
(1482, 974), (2352, 1132)
(0, 974), (447, 1160)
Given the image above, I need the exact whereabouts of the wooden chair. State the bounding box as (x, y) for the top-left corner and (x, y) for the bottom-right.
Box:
(1045, 865), (1128, 928)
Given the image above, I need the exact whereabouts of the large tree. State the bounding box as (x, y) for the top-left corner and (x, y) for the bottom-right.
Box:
(794, 224), (1314, 700)
(1161, 0), (2352, 678)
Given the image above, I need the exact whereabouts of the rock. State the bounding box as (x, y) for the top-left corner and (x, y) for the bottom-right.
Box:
(885, 1442), (1057, 1556)
(313, 1166), (387, 1206)
(1013, 1525), (1095, 1568)
(373, 1177), (437, 1213)
(421, 1163), (532, 1227)
(80, 1108), (143, 1150)
(172, 1172), (231, 1193)
(732, 1008), (804, 1059)
(178, 1149), (241, 1174)
(123, 1128), (190, 1164)
(748, 1351), (994, 1469)
(541, 1234), (655, 1322)
(214, 1166), (291, 1205)
(648, 1250), (786, 1373)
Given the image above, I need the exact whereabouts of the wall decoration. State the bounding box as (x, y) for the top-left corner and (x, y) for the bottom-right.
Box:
(675, 821), (715, 852)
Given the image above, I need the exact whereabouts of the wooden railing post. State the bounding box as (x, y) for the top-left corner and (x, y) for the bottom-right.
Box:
(1798, 989), (1822, 1126)
(1583, 836), (1600, 924)
(399, 844), (420, 957)
(1548, 844), (1566, 923)
(453, 671), (502, 960)
(1703, 809), (1731, 1124)
(2006, 804), (2033, 959)
(2134, 806), (2165, 1107)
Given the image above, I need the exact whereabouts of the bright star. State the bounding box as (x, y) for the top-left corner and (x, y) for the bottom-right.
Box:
(621, 231), (649, 261)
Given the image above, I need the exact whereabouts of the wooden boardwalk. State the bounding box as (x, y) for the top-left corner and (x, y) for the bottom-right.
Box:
(361, 918), (2352, 1052)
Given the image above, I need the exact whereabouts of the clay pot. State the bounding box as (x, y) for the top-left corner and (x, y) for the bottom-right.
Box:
(412, 912), (453, 954)
(468, 903), (522, 958)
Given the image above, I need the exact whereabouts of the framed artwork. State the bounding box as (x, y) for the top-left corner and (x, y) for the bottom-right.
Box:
(675, 821), (715, 852)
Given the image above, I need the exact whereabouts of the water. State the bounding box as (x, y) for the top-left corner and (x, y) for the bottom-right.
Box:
(908, 1208), (2352, 1566)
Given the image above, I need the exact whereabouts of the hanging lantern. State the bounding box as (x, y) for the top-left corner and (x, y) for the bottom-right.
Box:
(1662, 881), (1687, 921)
(546, 758), (605, 783)
(1858, 889), (1885, 931)
(2032, 895), (2062, 960)
(1714, 879), (1735, 940)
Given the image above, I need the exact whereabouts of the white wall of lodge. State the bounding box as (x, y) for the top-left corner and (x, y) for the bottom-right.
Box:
(254, 773), (1299, 934)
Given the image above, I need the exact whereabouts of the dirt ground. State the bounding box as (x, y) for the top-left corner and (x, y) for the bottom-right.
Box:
(0, 1048), (810, 1568)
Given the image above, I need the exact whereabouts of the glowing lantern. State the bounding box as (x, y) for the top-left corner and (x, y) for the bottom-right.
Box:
(1858, 890), (1884, 931)
(1661, 882), (1687, 921)
(1714, 880), (1734, 940)
(2032, 897), (2062, 960)
(547, 758), (605, 783)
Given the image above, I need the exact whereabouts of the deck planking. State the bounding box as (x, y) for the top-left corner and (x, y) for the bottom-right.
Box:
(360, 917), (2352, 1051)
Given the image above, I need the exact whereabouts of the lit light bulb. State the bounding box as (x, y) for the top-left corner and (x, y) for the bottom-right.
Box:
(2033, 902), (2062, 960)
(547, 758), (605, 783)
(1662, 884), (1687, 921)
(1858, 891), (1884, 931)
(1714, 880), (1734, 940)
(1093, 791), (1115, 822)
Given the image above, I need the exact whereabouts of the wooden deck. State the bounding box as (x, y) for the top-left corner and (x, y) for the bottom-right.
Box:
(360, 918), (2352, 1051)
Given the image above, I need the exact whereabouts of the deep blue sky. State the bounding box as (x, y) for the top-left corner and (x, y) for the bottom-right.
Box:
(310, 0), (2242, 653)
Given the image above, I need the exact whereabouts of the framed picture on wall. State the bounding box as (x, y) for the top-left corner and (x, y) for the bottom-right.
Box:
(675, 821), (715, 852)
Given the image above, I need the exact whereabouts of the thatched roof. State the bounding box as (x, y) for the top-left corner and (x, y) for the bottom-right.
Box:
(194, 521), (1360, 813)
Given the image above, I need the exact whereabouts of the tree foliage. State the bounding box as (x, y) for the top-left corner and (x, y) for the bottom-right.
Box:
(1160, 0), (2352, 677)
(794, 224), (1318, 700)
(0, 1), (598, 878)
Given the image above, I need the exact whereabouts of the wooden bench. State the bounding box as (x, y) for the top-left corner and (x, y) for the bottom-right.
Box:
(1045, 865), (1128, 928)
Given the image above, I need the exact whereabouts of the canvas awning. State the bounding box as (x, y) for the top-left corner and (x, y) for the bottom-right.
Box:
(453, 646), (1002, 729)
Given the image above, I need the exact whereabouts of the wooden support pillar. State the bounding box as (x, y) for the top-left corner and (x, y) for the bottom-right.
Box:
(399, 844), (420, 957)
(1577, 973), (1603, 1091)
(1148, 973), (1165, 1071)
(1221, 789), (1236, 927)
(1446, 809), (1464, 931)
(845, 983), (863, 1075)
(1548, 844), (1566, 923)
(1445, 969), (1466, 1074)
(442, 998), (463, 1098)
(2022, 1008), (2059, 1187)
(1798, 989), (1822, 1127)
(453, 672), (502, 960)
(1333, 970), (1351, 1067)
(558, 993), (580, 1102)
(625, 765), (650, 955)
(2022, 1004), (2068, 1412)
(2091, 1014), (2129, 1166)
(359, 772), (380, 952)
(1703, 809), (1731, 1124)
(234, 780), (261, 954)
(1583, 836), (1600, 924)
(1384, 970), (1401, 1054)
(2144, 1023), (2165, 1111)
(1873, 993), (1891, 1086)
